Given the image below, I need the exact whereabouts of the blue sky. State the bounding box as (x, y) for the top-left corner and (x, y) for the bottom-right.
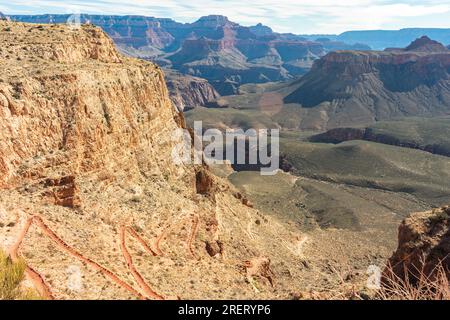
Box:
(1, 1), (450, 34)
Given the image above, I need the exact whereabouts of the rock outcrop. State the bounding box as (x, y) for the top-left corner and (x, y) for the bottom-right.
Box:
(404, 36), (449, 53)
(43, 176), (81, 208)
(383, 206), (450, 285)
(164, 70), (220, 111)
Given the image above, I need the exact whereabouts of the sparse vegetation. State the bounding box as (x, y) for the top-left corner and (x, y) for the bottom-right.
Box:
(380, 261), (449, 300)
(0, 250), (41, 300)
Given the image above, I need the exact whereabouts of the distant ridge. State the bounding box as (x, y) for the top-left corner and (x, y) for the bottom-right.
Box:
(336, 28), (450, 50)
(9, 14), (450, 94)
(284, 37), (450, 129)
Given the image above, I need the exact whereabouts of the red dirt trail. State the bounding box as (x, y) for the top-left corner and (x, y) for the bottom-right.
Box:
(153, 215), (194, 257)
(9, 217), (54, 300)
(119, 226), (164, 300)
(9, 215), (168, 300)
(187, 215), (200, 260)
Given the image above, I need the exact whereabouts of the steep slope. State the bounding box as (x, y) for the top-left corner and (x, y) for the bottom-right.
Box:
(0, 21), (314, 300)
(284, 37), (450, 129)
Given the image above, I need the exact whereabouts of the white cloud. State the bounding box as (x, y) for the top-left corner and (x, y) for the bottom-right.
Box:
(2, 0), (450, 33)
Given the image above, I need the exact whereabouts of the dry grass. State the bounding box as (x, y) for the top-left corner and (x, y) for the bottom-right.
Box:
(379, 260), (449, 300)
(296, 250), (449, 300)
(0, 250), (41, 300)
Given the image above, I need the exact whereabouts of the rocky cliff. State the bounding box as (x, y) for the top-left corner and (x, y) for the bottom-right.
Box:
(0, 21), (179, 188)
(0, 21), (310, 300)
(383, 206), (449, 288)
(164, 70), (220, 111)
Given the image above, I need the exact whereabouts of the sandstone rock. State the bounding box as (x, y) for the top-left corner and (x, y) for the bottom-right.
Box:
(195, 169), (221, 196)
(233, 192), (254, 208)
(205, 240), (223, 257)
(44, 176), (81, 208)
(244, 257), (275, 287)
(0, 21), (184, 189)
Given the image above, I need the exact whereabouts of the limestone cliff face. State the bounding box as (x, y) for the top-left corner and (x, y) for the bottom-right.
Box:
(0, 21), (187, 189)
(0, 21), (306, 300)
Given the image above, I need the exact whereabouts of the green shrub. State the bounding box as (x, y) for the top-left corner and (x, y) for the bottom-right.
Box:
(0, 250), (41, 300)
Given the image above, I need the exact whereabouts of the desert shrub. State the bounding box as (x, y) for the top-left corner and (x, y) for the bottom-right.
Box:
(0, 250), (41, 300)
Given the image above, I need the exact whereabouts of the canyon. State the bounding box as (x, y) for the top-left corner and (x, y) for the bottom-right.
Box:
(0, 20), (376, 300)
(0, 15), (449, 300)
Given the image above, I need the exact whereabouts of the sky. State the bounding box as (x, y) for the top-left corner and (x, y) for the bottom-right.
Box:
(1, 0), (450, 34)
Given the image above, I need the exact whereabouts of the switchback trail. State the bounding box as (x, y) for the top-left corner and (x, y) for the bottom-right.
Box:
(120, 226), (164, 300)
(9, 215), (169, 300)
(187, 215), (200, 260)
